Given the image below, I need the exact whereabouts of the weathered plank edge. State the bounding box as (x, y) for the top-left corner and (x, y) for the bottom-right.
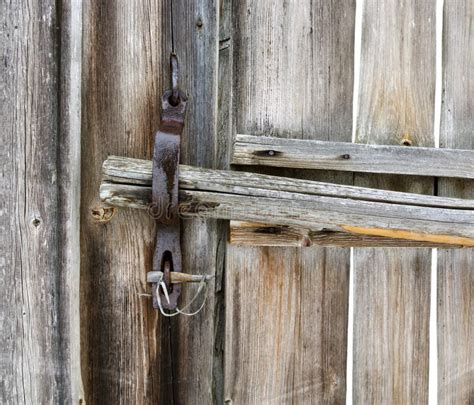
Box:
(229, 221), (463, 248)
(58, 0), (84, 403)
(102, 156), (474, 210)
(99, 161), (474, 247)
(232, 134), (474, 179)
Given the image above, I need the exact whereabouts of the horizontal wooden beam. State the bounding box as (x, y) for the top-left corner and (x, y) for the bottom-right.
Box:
(100, 156), (474, 247)
(232, 134), (474, 179)
(229, 222), (464, 248)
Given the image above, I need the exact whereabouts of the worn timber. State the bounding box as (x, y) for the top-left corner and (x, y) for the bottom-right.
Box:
(1, 0), (83, 403)
(438, 0), (474, 402)
(352, 0), (435, 402)
(224, 2), (353, 402)
(101, 156), (474, 247)
(233, 134), (474, 179)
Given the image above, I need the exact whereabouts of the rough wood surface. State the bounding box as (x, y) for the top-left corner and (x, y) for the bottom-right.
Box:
(102, 155), (474, 210)
(1, 0), (83, 403)
(438, 1), (474, 402)
(163, 1), (224, 404)
(101, 157), (474, 246)
(229, 222), (464, 248)
(353, 1), (435, 403)
(81, 2), (167, 403)
(233, 134), (474, 179)
(224, 1), (354, 403)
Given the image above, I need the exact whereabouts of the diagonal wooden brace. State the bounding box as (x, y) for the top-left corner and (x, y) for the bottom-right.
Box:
(100, 156), (474, 248)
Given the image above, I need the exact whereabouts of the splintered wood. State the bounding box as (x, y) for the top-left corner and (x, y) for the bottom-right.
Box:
(101, 156), (474, 247)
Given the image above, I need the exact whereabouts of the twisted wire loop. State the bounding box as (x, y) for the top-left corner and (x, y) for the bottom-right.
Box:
(155, 273), (209, 317)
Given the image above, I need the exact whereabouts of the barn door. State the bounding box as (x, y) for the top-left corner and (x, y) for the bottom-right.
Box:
(79, 0), (473, 404)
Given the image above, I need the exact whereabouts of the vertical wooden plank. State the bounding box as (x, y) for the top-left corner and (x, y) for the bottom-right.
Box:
(0, 0), (82, 403)
(225, 1), (354, 403)
(81, 1), (169, 403)
(353, 0), (435, 403)
(162, 1), (225, 403)
(438, 1), (474, 403)
(58, 0), (84, 402)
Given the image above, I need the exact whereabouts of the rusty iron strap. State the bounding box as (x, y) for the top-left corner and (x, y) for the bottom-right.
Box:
(151, 88), (187, 310)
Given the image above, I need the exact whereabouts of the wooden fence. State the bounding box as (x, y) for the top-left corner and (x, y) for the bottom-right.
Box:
(1, 0), (472, 403)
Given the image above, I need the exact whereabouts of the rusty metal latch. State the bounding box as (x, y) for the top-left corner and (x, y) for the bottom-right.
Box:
(149, 54), (213, 315)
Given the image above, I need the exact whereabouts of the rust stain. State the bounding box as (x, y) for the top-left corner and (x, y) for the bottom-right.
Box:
(340, 225), (474, 247)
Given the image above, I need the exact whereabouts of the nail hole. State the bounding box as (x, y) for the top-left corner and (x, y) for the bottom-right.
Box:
(31, 217), (41, 227)
(401, 134), (413, 146)
(254, 150), (282, 157)
(196, 18), (203, 28)
(342, 154), (351, 160)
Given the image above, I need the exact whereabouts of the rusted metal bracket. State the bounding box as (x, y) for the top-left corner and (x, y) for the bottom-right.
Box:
(150, 54), (187, 310)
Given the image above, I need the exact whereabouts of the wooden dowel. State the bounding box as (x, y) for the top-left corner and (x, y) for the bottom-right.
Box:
(100, 156), (474, 247)
(147, 271), (214, 284)
(232, 134), (474, 179)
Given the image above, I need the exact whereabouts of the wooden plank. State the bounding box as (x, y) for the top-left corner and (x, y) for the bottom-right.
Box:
(232, 134), (474, 179)
(81, 2), (168, 403)
(0, 0), (83, 403)
(224, 0), (354, 403)
(163, 1), (223, 403)
(438, 0), (474, 402)
(229, 222), (463, 248)
(100, 159), (474, 247)
(102, 156), (474, 210)
(353, 0), (435, 403)
(58, 1), (84, 402)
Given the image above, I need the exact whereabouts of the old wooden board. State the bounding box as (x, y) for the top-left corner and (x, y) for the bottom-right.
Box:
(438, 0), (474, 402)
(232, 134), (474, 179)
(100, 157), (474, 247)
(81, 2), (168, 403)
(224, 0), (354, 403)
(0, 0), (83, 403)
(353, 1), (435, 403)
(163, 0), (224, 403)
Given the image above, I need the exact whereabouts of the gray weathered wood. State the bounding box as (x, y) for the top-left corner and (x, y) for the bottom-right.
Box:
(353, 0), (435, 403)
(438, 1), (474, 402)
(163, 1), (224, 403)
(224, 1), (354, 402)
(233, 134), (474, 179)
(81, 1), (167, 403)
(102, 155), (474, 210)
(58, 1), (84, 403)
(100, 159), (474, 246)
(1, 0), (83, 403)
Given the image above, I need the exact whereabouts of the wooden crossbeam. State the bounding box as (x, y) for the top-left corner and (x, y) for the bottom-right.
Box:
(100, 156), (474, 248)
(232, 134), (474, 179)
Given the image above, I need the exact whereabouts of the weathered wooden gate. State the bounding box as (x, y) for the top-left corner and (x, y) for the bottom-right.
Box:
(2, 0), (473, 403)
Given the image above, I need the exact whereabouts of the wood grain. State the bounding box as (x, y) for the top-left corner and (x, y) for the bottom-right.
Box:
(163, 1), (224, 404)
(224, 0), (354, 403)
(100, 158), (474, 247)
(438, 1), (474, 402)
(229, 222), (465, 248)
(81, 1), (167, 403)
(353, 0), (435, 403)
(102, 156), (474, 210)
(233, 134), (474, 179)
(0, 0), (83, 403)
